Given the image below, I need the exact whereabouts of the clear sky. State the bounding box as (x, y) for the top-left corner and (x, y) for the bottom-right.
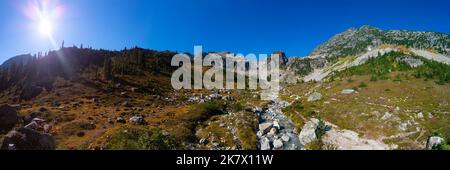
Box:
(1, 0), (450, 63)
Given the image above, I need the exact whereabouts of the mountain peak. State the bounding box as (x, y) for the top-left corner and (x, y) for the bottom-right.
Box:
(358, 25), (380, 31)
(310, 26), (449, 58)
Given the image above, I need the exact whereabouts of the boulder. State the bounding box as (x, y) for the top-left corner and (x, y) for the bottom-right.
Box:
(341, 89), (355, 94)
(426, 136), (445, 150)
(116, 116), (126, 123)
(129, 115), (146, 125)
(260, 137), (271, 150)
(307, 92), (322, 102)
(273, 139), (284, 149)
(258, 122), (273, 134)
(0, 105), (18, 132)
(1, 127), (55, 150)
(298, 118), (319, 146)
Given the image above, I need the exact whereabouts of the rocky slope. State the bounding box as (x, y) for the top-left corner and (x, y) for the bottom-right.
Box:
(284, 26), (450, 83)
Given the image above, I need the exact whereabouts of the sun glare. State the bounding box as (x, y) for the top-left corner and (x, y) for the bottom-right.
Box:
(23, 0), (64, 48)
(39, 18), (53, 36)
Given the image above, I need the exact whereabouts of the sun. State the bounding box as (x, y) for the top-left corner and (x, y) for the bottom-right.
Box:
(39, 17), (53, 36)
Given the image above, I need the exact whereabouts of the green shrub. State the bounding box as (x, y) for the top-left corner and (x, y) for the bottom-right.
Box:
(315, 118), (331, 139)
(282, 101), (304, 113)
(358, 82), (368, 88)
(106, 126), (180, 150)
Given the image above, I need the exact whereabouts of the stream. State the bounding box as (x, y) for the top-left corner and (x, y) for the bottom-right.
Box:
(256, 90), (304, 150)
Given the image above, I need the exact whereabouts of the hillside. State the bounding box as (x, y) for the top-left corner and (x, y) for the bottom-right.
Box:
(284, 26), (450, 83)
(0, 25), (449, 150)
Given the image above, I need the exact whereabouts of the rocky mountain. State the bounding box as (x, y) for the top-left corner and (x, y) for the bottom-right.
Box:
(0, 25), (449, 151)
(310, 25), (450, 59)
(284, 25), (450, 83)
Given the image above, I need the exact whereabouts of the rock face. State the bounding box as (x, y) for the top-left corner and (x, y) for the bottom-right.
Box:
(307, 92), (322, 102)
(322, 128), (391, 150)
(310, 25), (449, 58)
(1, 127), (55, 150)
(0, 105), (18, 132)
(298, 118), (319, 146)
(396, 55), (424, 68)
(285, 25), (450, 83)
(426, 136), (445, 150)
(285, 57), (327, 77)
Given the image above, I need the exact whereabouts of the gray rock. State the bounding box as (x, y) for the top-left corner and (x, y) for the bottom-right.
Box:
(417, 112), (424, 119)
(427, 136), (445, 150)
(273, 139), (283, 149)
(298, 118), (319, 146)
(129, 115), (146, 125)
(260, 137), (271, 150)
(307, 92), (322, 102)
(396, 55), (423, 68)
(259, 122), (273, 134)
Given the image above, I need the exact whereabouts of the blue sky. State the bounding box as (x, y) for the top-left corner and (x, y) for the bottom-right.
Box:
(1, 0), (450, 63)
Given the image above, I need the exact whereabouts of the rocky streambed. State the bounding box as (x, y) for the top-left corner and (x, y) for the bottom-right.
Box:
(256, 100), (304, 150)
